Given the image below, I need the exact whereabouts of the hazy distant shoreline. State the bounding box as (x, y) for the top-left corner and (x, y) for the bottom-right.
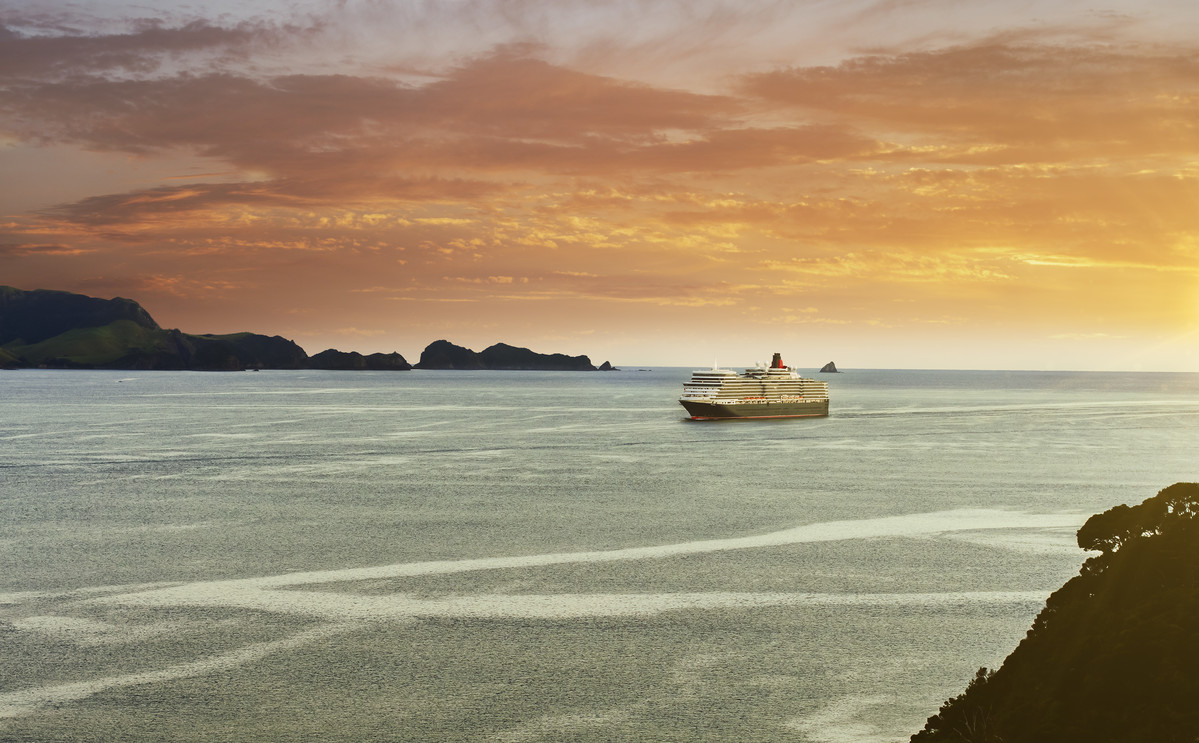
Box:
(0, 287), (612, 372)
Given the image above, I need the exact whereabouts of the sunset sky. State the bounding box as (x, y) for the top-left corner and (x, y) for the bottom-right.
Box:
(3, 0), (1199, 370)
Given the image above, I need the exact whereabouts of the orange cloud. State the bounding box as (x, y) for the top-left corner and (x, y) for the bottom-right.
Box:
(0, 242), (92, 256)
(4, 10), (1199, 368)
(741, 39), (1199, 163)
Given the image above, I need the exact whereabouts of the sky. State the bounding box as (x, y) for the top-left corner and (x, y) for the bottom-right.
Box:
(3, 0), (1199, 370)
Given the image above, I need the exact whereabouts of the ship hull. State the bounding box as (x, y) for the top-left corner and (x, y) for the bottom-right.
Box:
(680, 398), (829, 420)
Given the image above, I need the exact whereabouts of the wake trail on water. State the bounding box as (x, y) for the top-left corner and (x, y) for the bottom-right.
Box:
(89, 508), (1085, 609)
(3, 509), (1085, 720)
(0, 623), (357, 719)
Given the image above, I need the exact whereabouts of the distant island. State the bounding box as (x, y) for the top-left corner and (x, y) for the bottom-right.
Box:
(913, 482), (1199, 742)
(0, 287), (612, 372)
(415, 339), (613, 371)
(307, 349), (413, 371)
(820, 361), (841, 373)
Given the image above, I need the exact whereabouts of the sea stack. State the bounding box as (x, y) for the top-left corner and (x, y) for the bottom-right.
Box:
(820, 361), (840, 373)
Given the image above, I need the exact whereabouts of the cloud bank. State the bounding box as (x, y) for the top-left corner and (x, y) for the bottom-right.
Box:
(3, 1), (1199, 368)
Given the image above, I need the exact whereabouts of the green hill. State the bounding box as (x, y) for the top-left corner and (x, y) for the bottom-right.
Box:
(913, 482), (1199, 743)
(0, 344), (22, 368)
(0, 287), (311, 370)
(0, 286), (160, 344)
(3, 318), (183, 368)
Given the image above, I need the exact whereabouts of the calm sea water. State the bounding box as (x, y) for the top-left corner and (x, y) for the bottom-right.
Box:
(3, 368), (1198, 741)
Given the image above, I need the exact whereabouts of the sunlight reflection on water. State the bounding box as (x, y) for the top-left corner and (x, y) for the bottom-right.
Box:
(3, 368), (1198, 741)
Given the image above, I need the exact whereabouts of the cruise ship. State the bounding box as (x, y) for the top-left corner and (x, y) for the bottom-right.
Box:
(679, 353), (829, 420)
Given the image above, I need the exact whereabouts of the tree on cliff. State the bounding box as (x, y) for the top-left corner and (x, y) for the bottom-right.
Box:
(913, 483), (1199, 743)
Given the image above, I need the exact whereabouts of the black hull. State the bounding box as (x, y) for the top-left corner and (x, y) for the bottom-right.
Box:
(680, 399), (829, 420)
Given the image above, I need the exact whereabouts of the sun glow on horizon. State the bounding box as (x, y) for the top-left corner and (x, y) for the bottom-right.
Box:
(3, 1), (1199, 370)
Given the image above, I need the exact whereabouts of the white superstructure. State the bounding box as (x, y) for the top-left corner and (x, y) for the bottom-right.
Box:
(678, 353), (830, 419)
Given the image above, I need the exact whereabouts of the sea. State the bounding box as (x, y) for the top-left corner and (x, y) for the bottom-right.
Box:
(2, 367), (1198, 742)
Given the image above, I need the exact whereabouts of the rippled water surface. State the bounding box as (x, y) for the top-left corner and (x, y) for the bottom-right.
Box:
(3, 368), (1198, 741)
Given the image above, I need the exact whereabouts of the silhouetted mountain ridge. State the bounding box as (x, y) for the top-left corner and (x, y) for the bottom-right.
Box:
(309, 349), (412, 370)
(415, 339), (607, 371)
(0, 288), (609, 372)
(0, 286), (160, 345)
(0, 287), (379, 371)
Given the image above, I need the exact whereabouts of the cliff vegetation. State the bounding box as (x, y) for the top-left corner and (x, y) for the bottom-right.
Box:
(913, 482), (1199, 743)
